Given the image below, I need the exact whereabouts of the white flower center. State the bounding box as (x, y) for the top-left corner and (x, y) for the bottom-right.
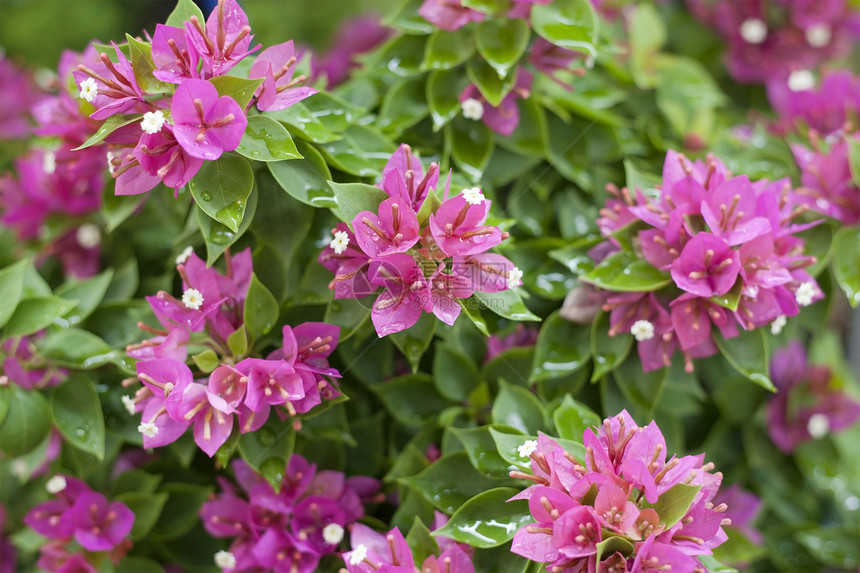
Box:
(322, 522), (344, 545)
(461, 97), (484, 121)
(141, 110), (166, 135)
(349, 544), (368, 566)
(214, 550), (237, 569)
(46, 475), (67, 494)
(175, 246), (194, 265)
(788, 70), (815, 92)
(182, 288), (204, 310)
(807, 413), (830, 439)
(43, 151), (56, 175)
(507, 267), (523, 290)
(795, 282), (816, 306)
(805, 24), (831, 47)
(121, 395), (137, 415)
(79, 77), (98, 102)
(770, 315), (787, 335)
(76, 223), (101, 249)
(739, 18), (768, 44)
(462, 187), (485, 206)
(630, 319), (655, 341)
(138, 422), (159, 438)
(517, 439), (538, 458)
(330, 230), (350, 255)
(106, 150), (119, 175)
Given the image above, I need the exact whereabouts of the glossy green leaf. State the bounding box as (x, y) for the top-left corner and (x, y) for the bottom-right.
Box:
(209, 75), (264, 110)
(244, 274), (280, 342)
(51, 375), (105, 460)
(462, 0), (512, 14)
(192, 349), (221, 374)
(450, 425), (517, 477)
(324, 298), (370, 342)
(0, 259), (28, 328)
(3, 296), (76, 337)
(696, 555), (739, 573)
(459, 296), (491, 336)
(466, 58), (516, 107)
(434, 487), (531, 548)
(531, 311), (591, 382)
(152, 483), (214, 540)
(655, 55), (725, 141)
(235, 115), (302, 162)
(433, 343), (480, 402)
(238, 418), (295, 491)
(73, 115), (142, 151)
(391, 313), (437, 372)
(375, 34), (427, 76)
(473, 289), (540, 323)
(0, 385), (52, 457)
(595, 536), (635, 563)
(406, 516), (440, 564)
(318, 125), (395, 177)
(117, 557), (166, 573)
(628, 3), (666, 88)
(476, 19), (529, 78)
(503, 99), (548, 158)
(832, 227), (860, 307)
(126, 34), (170, 94)
(117, 491), (169, 540)
(267, 141), (338, 209)
(531, 0), (598, 56)
(38, 328), (120, 369)
(642, 483), (702, 528)
(590, 311), (633, 381)
(227, 324), (248, 358)
(378, 77), (429, 135)
(848, 137), (860, 187)
(197, 181), (258, 265)
(188, 153), (254, 232)
(709, 277), (742, 312)
(489, 426), (587, 469)
(400, 451), (507, 513)
(55, 269), (114, 324)
(713, 329), (775, 392)
(165, 0), (204, 27)
(579, 252), (671, 292)
(267, 102), (340, 144)
(372, 374), (451, 427)
(552, 395), (600, 442)
(427, 69), (469, 131)
(492, 380), (547, 435)
(422, 28), (475, 71)
(450, 117), (495, 182)
(329, 181), (390, 223)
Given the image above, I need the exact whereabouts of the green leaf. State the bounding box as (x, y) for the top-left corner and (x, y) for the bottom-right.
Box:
(422, 28), (475, 71)
(459, 296), (490, 336)
(531, 311), (592, 382)
(371, 374), (451, 427)
(55, 269), (114, 324)
(51, 375), (106, 460)
(848, 137), (860, 187)
(400, 451), (507, 513)
(473, 289), (540, 322)
(492, 380), (547, 435)
(238, 417), (295, 491)
(450, 117), (495, 182)
(227, 324), (248, 358)
(3, 296), (77, 337)
(433, 343), (480, 402)
(209, 75), (264, 110)
(0, 259), (28, 328)
(427, 69), (468, 132)
(73, 115), (142, 151)
(117, 557), (166, 573)
(324, 298), (370, 342)
(595, 536), (635, 563)
(192, 349), (221, 374)
(531, 0), (598, 56)
(165, 0), (204, 27)
(243, 274), (280, 342)
(579, 252), (671, 292)
(796, 525), (860, 570)
(462, 0), (513, 14)
(266, 102), (340, 144)
(713, 329), (775, 392)
(198, 181), (258, 265)
(628, 3), (666, 88)
(328, 181), (390, 223)
(188, 153), (254, 233)
(267, 141), (337, 209)
(466, 58), (516, 107)
(655, 55), (725, 141)
(152, 483), (213, 540)
(126, 34), (170, 94)
(390, 313), (437, 373)
(832, 227), (860, 307)
(416, 187), (442, 226)
(590, 311), (633, 381)
(0, 385), (52, 457)
(38, 328), (120, 369)
(476, 19), (529, 78)
(709, 277), (743, 312)
(696, 555), (738, 573)
(318, 125), (395, 177)
(552, 395), (600, 442)
(434, 487), (531, 548)
(406, 517), (440, 564)
(378, 77), (429, 135)
(117, 491), (169, 540)
(235, 115), (302, 162)
(642, 483), (702, 529)
(112, 469), (163, 496)
(451, 424), (518, 477)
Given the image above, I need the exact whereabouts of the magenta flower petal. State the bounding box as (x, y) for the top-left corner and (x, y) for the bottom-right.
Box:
(171, 79), (247, 160)
(670, 233), (740, 297)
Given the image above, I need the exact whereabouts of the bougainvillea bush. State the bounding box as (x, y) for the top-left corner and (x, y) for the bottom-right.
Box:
(2, 0), (860, 571)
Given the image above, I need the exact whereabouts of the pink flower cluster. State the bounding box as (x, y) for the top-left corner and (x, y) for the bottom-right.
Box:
(0, 56), (43, 140)
(319, 144), (522, 337)
(686, 0), (860, 84)
(594, 150), (822, 372)
(1, 334), (67, 390)
(311, 16), (392, 89)
(766, 341), (860, 453)
(80, 0), (314, 196)
(201, 456), (380, 572)
(510, 410), (728, 572)
(342, 515), (474, 573)
(126, 248), (341, 456)
(24, 475), (134, 573)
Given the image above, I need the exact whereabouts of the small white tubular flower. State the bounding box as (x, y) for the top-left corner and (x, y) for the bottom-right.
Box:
(322, 523), (345, 545)
(79, 77), (98, 102)
(106, 150), (118, 175)
(517, 439), (538, 458)
(795, 282), (816, 306)
(76, 223), (101, 249)
(329, 231), (350, 255)
(141, 110), (166, 134)
(214, 550), (237, 569)
(46, 475), (67, 494)
(788, 70), (815, 92)
(138, 422), (159, 438)
(182, 288), (204, 310)
(462, 187), (485, 205)
(121, 395), (137, 415)
(507, 267), (523, 289)
(805, 24), (831, 47)
(43, 151), (56, 175)
(461, 97), (484, 121)
(770, 315), (787, 335)
(175, 246), (194, 265)
(739, 18), (768, 44)
(630, 319), (655, 342)
(349, 544), (368, 566)
(807, 413), (830, 439)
